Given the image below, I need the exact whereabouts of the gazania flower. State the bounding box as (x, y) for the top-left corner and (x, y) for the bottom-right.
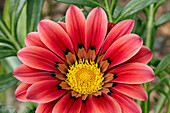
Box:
(13, 5), (154, 113)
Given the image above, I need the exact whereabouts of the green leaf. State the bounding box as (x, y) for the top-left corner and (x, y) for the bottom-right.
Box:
(0, 73), (18, 92)
(2, 0), (11, 29)
(1, 57), (22, 73)
(55, 0), (98, 8)
(0, 13), (11, 39)
(55, 16), (65, 22)
(25, 107), (35, 113)
(118, 0), (157, 18)
(113, 5), (123, 19)
(27, 0), (44, 33)
(0, 104), (16, 113)
(155, 12), (170, 27)
(0, 37), (16, 47)
(155, 54), (170, 75)
(158, 88), (170, 99)
(154, 0), (168, 11)
(10, 0), (26, 38)
(149, 76), (167, 93)
(0, 45), (16, 59)
(17, 5), (27, 47)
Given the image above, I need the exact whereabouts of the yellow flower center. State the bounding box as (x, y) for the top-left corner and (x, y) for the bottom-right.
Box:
(65, 59), (104, 94)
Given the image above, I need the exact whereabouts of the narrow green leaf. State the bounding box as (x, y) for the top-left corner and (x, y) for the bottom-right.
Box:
(154, 83), (170, 113)
(2, 0), (11, 29)
(1, 57), (22, 73)
(0, 37), (16, 47)
(10, 0), (26, 38)
(155, 12), (170, 27)
(55, 0), (98, 8)
(149, 77), (166, 93)
(0, 73), (18, 92)
(0, 45), (16, 59)
(158, 88), (170, 99)
(113, 5), (123, 19)
(154, 0), (168, 11)
(0, 13), (11, 39)
(17, 5), (27, 47)
(117, 0), (157, 20)
(155, 54), (170, 75)
(0, 104), (16, 113)
(27, 0), (44, 33)
(55, 16), (65, 22)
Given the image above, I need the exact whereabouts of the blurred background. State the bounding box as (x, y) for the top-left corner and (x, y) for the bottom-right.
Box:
(0, 0), (169, 113)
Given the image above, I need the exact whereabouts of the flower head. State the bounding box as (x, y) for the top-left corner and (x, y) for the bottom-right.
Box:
(13, 5), (154, 113)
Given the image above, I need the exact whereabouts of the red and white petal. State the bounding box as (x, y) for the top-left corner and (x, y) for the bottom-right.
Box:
(111, 84), (147, 101)
(36, 100), (58, 113)
(126, 46), (153, 64)
(18, 46), (62, 72)
(80, 96), (97, 113)
(100, 20), (134, 55)
(92, 96), (108, 112)
(13, 64), (57, 84)
(57, 22), (66, 31)
(101, 93), (122, 113)
(15, 83), (31, 102)
(38, 20), (74, 60)
(66, 5), (85, 52)
(85, 7), (107, 54)
(25, 32), (47, 48)
(26, 80), (66, 103)
(103, 34), (143, 68)
(52, 93), (70, 113)
(110, 63), (154, 84)
(110, 89), (142, 113)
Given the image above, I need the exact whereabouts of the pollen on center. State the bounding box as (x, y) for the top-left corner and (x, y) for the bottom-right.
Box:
(65, 59), (104, 94)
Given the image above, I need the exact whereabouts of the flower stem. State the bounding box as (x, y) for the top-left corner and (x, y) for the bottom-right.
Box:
(145, 4), (154, 50)
(104, 0), (113, 22)
(143, 4), (155, 113)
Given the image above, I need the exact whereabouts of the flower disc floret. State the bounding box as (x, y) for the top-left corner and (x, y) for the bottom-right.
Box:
(65, 59), (104, 94)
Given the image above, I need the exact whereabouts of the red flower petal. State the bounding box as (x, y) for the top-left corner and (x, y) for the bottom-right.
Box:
(15, 83), (31, 102)
(92, 96), (108, 112)
(110, 63), (154, 84)
(85, 7), (107, 54)
(103, 34), (143, 68)
(38, 20), (74, 60)
(110, 89), (142, 113)
(66, 5), (85, 52)
(18, 46), (62, 72)
(100, 20), (134, 55)
(25, 32), (47, 48)
(126, 46), (153, 64)
(111, 84), (147, 101)
(62, 98), (75, 113)
(36, 100), (58, 113)
(13, 64), (57, 84)
(52, 93), (70, 113)
(101, 93), (122, 113)
(57, 22), (66, 31)
(80, 96), (96, 113)
(26, 80), (66, 103)
(107, 22), (116, 34)
(69, 97), (82, 113)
